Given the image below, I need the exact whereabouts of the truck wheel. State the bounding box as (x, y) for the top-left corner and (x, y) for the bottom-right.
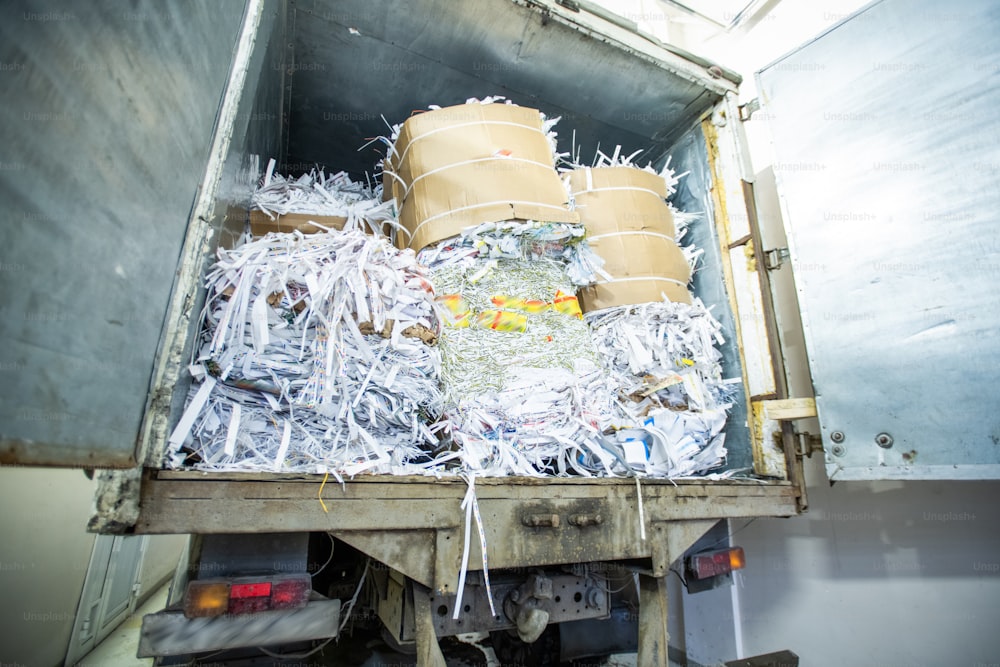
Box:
(379, 623), (418, 655)
(490, 626), (559, 666)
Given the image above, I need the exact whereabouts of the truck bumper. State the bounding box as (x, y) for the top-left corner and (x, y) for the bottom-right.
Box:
(137, 598), (341, 657)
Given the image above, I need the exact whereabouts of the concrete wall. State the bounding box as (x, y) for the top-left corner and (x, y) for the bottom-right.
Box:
(0, 468), (185, 667)
(138, 535), (187, 603)
(737, 460), (1000, 666)
(0, 468), (96, 667)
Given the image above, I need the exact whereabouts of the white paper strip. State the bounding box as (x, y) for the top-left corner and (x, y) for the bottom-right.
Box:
(224, 402), (241, 457)
(273, 420), (291, 471)
(168, 377), (217, 449)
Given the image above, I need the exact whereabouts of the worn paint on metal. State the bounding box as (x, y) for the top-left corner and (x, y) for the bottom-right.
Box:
(702, 118), (764, 474)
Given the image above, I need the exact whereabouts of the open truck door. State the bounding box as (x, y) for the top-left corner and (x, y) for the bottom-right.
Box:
(754, 0), (1000, 481)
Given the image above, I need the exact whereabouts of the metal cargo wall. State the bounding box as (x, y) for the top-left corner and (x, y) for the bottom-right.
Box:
(0, 1), (247, 664)
(0, 0), (247, 467)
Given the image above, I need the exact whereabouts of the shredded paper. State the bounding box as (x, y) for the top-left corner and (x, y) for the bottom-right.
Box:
(167, 101), (744, 482)
(431, 258), (623, 476)
(585, 299), (740, 477)
(251, 159), (394, 235)
(167, 229), (444, 474)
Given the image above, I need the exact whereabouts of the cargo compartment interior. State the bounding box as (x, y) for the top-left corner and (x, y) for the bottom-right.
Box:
(173, 0), (756, 474)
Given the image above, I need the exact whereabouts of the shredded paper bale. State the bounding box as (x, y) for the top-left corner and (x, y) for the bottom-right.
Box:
(416, 219), (607, 286)
(166, 229), (444, 474)
(163, 98), (748, 482)
(584, 299), (740, 476)
(250, 159), (394, 236)
(428, 258), (624, 476)
(565, 158), (692, 310)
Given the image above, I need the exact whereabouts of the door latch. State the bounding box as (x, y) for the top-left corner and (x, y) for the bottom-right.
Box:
(739, 98), (761, 121)
(764, 247), (790, 270)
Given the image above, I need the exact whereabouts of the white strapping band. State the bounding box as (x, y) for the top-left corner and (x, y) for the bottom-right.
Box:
(403, 156), (554, 200)
(396, 120), (545, 168)
(595, 276), (688, 288)
(572, 185), (665, 200)
(382, 168), (407, 192)
(408, 200), (574, 242)
(635, 477), (647, 541)
(589, 231), (676, 244)
(454, 474), (497, 620)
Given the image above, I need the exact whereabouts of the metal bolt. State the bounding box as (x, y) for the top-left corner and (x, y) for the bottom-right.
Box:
(830, 431), (845, 444)
(875, 432), (894, 449)
(831, 445), (846, 457)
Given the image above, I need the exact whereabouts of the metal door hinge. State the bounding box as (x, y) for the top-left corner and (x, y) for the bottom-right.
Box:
(764, 247), (790, 270)
(739, 97), (761, 121)
(556, 0), (581, 11)
(797, 433), (824, 458)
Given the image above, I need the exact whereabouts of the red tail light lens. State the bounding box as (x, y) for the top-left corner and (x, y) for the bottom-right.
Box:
(271, 577), (312, 609)
(183, 575), (311, 618)
(230, 582), (272, 599)
(686, 547), (746, 580)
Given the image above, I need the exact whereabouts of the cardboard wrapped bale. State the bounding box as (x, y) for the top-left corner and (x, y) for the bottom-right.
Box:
(568, 166), (691, 311)
(385, 103), (577, 252)
(579, 232), (692, 311)
(568, 167), (675, 239)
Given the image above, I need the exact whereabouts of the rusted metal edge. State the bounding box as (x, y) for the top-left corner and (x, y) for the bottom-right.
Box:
(136, 477), (797, 534)
(153, 469), (791, 486)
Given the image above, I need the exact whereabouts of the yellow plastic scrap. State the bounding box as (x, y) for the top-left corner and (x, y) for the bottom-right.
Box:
(441, 290), (580, 334)
(436, 294), (472, 328)
(552, 290), (583, 319)
(474, 309), (528, 333)
(490, 295), (550, 314)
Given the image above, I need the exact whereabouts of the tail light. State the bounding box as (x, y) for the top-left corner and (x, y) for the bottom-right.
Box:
(685, 546), (746, 581)
(184, 575), (311, 618)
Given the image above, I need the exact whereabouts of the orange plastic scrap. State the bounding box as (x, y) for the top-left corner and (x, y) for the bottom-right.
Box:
(436, 294), (472, 328)
(552, 290), (583, 319)
(473, 309), (528, 333)
(490, 295), (550, 314)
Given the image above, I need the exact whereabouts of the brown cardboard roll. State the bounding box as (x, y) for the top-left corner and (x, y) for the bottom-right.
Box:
(579, 278), (691, 312)
(397, 159), (577, 251)
(385, 103), (575, 251)
(568, 167), (675, 239)
(581, 233), (692, 312)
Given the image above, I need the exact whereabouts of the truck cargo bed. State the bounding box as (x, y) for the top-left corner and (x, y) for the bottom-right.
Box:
(65, 0), (808, 542)
(139, 470), (795, 593)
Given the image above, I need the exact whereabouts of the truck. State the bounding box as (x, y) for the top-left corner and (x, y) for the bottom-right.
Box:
(2, 0), (997, 664)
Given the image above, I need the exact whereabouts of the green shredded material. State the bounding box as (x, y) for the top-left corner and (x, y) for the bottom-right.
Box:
(432, 259), (600, 404)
